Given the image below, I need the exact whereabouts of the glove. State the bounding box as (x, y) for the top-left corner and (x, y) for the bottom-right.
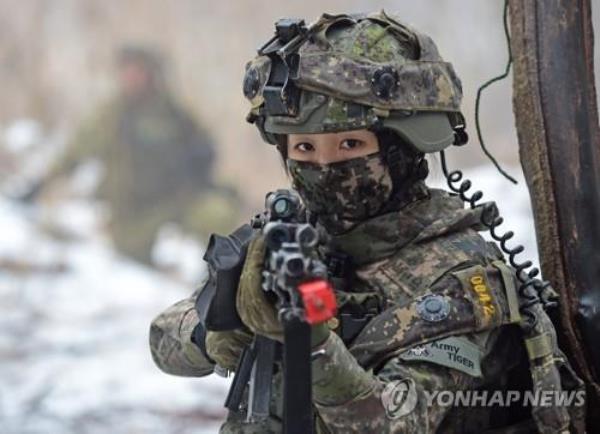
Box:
(205, 328), (253, 371)
(236, 235), (331, 346)
(236, 236), (283, 341)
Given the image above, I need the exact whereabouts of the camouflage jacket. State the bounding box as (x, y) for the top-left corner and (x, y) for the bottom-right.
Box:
(50, 93), (241, 263)
(150, 188), (575, 433)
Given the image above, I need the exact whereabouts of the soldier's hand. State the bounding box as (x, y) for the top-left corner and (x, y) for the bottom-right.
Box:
(236, 236), (332, 347)
(205, 328), (254, 371)
(236, 236), (284, 341)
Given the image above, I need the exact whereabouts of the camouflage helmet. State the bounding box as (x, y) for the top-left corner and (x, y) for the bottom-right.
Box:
(243, 11), (466, 153)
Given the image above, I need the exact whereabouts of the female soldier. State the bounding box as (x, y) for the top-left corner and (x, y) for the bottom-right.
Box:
(150, 11), (583, 433)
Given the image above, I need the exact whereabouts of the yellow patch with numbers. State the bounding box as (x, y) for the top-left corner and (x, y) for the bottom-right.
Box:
(468, 274), (495, 318)
(451, 265), (503, 328)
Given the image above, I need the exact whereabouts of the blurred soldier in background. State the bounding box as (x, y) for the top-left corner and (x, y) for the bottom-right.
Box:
(44, 46), (240, 265)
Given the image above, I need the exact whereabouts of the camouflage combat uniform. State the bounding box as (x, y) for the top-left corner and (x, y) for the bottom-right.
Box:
(151, 187), (580, 433)
(50, 86), (239, 264)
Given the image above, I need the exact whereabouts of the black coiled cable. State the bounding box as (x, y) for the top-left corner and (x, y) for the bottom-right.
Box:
(440, 151), (558, 331)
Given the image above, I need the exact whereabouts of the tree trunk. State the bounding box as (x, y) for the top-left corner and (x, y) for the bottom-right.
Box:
(509, 0), (600, 428)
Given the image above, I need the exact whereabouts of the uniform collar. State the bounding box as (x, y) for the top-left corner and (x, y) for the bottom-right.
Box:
(321, 188), (486, 265)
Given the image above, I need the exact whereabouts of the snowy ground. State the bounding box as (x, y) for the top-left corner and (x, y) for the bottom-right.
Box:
(0, 198), (231, 434)
(0, 121), (541, 434)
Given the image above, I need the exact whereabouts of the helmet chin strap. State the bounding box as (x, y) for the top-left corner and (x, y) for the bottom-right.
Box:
(383, 143), (407, 196)
(378, 138), (429, 215)
(382, 109), (470, 195)
(373, 110), (470, 215)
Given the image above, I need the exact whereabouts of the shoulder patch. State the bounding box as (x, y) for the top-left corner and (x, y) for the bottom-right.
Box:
(399, 336), (483, 377)
(452, 265), (503, 329)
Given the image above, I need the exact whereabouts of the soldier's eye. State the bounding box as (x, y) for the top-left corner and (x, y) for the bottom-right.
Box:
(294, 142), (315, 152)
(340, 139), (363, 150)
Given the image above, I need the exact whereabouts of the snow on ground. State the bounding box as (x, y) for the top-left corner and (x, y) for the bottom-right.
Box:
(0, 198), (230, 434)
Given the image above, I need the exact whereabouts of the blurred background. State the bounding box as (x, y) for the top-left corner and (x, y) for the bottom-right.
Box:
(0, 1), (597, 433)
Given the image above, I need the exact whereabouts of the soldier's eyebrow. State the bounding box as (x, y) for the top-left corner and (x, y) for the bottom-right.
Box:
(338, 129), (372, 139)
(338, 135), (364, 141)
(289, 135), (315, 144)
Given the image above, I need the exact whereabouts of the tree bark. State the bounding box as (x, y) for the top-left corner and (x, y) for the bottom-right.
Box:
(509, 0), (600, 427)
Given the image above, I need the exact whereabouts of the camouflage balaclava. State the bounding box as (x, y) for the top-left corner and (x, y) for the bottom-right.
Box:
(243, 11), (464, 233)
(287, 152), (393, 233)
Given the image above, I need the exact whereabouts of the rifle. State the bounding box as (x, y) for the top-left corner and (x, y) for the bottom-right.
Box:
(223, 190), (335, 433)
(259, 190), (337, 434)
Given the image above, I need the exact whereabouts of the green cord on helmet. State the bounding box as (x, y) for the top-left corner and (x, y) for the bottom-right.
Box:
(243, 11), (466, 153)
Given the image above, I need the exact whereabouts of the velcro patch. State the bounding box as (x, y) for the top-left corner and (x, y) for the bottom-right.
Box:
(452, 265), (502, 328)
(399, 336), (483, 377)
